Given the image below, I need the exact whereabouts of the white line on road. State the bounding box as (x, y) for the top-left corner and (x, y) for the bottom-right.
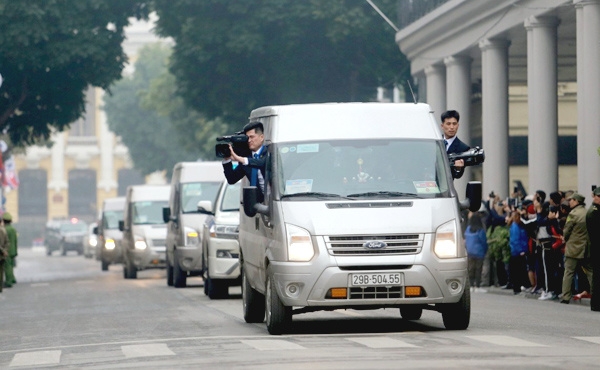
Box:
(9, 350), (61, 367)
(240, 339), (306, 350)
(121, 343), (175, 358)
(467, 335), (546, 347)
(347, 336), (418, 348)
(573, 337), (600, 344)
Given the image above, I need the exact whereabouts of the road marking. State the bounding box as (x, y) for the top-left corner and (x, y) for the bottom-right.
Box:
(240, 339), (306, 350)
(347, 336), (418, 348)
(30, 283), (49, 287)
(9, 350), (61, 367)
(573, 337), (600, 344)
(121, 343), (175, 358)
(75, 280), (94, 284)
(467, 335), (546, 347)
(334, 310), (364, 317)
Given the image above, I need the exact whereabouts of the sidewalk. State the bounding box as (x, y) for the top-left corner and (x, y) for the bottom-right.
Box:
(485, 285), (592, 307)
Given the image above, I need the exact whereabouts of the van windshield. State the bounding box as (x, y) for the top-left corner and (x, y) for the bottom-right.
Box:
(181, 182), (221, 213)
(276, 139), (450, 199)
(221, 183), (241, 212)
(103, 210), (123, 229)
(132, 201), (169, 225)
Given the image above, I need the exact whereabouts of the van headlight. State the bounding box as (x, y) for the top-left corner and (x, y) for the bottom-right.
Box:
(105, 238), (116, 250)
(134, 235), (147, 250)
(286, 223), (314, 262)
(185, 227), (200, 245)
(209, 224), (238, 239)
(434, 220), (458, 258)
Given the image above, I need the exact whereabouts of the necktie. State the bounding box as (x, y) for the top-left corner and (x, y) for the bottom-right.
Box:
(444, 139), (448, 151)
(250, 153), (259, 186)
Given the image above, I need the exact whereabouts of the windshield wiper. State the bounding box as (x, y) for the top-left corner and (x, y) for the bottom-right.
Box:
(281, 192), (352, 200)
(347, 191), (420, 198)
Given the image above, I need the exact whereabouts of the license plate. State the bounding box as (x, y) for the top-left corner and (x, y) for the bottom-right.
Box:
(350, 273), (403, 287)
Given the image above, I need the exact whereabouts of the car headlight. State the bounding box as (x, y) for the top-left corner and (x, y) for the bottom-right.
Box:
(286, 223), (314, 262)
(184, 227), (200, 245)
(209, 224), (238, 239)
(105, 238), (116, 250)
(89, 238), (98, 247)
(134, 236), (147, 250)
(434, 219), (458, 258)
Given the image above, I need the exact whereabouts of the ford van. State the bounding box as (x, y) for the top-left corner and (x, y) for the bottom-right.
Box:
(163, 161), (223, 287)
(95, 197), (126, 271)
(239, 102), (482, 334)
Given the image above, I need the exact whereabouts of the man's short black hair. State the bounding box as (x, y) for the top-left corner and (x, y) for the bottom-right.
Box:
(243, 121), (263, 134)
(441, 110), (460, 123)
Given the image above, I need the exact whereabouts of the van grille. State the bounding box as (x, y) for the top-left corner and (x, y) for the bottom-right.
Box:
(349, 286), (403, 299)
(326, 234), (423, 256)
(151, 239), (166, 247)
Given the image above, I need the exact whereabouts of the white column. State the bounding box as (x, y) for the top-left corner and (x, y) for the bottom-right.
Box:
(525, 16), (560, 195)
(480, 39), (510, 199)
(424, 64), (446, 119)
(575, 0), (600, 196)
(49, 132), (68, 192)
(445, 55), (472, 195)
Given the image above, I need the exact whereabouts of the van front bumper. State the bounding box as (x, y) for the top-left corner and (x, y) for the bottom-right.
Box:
(268, 258), (467, 308)
(127, 248), (166, 270)
(207, 237), (240, 279)
(175, 244), (203, 272)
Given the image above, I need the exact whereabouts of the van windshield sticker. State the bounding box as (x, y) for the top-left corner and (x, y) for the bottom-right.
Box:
(413, 181), (440, 194)
(285, 179), (313, 194)
(296, 144), (319, 153)
(280, 147), (290, 154)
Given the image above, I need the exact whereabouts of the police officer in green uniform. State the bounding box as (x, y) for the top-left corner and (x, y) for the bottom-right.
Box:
(3, 212), (17, 286)
(0, 219), (9, 292)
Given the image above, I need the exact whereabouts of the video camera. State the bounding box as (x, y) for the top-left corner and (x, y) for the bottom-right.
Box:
(215, 132), (251, 158)
(448, 146), (485, 167)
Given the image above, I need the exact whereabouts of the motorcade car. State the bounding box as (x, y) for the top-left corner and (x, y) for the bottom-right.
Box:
(45, 218), (88, 256)
(163, 161), (222, 287)
(198, 180), (241, 299)
(95, 197), (126, 271)
(120, 185), (170, 279)
(83, 222), (98, 259)
(238, 102), (482, 334)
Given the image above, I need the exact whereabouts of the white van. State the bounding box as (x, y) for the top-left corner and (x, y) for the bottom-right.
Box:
(198, 180), (242, 299)
(163, 161), (223, 287)
(120, 185), (170, 279)
(95, 196), (126, 271)
(239, 102), (482, 334)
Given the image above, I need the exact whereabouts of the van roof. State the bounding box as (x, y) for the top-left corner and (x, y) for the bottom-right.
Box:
(172, 161), (223, 183)
(126, 185), (171, 201)
(249, 102), (441, 143)
(103, 197), (126, 211)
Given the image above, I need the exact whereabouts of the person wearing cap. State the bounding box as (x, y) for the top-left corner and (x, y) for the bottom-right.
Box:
(586, 187), (600, 311)
(560, 193), (592, 304)
(3, 212), (17, 286)
(440, 110), (470, 179)
(223, 121), (267, 202)
(0, 215), (9, 292)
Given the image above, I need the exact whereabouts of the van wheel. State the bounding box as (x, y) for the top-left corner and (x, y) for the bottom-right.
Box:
(441, 281), (471, 330)
(266, 272), (292, 335)
(101, 259), (109, 271)
(400, 305), (423, 320)
(60, 245), (67, 256)
(173, 251), (187, 288)
(206, 273), (228, 299)
(166, 252), (174, 286)
(125, 258), (137, 279)
(242, 265), (265, 323)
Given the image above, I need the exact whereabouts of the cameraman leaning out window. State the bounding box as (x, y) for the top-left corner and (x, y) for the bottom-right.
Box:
(222, 122), (267, 201)
(441, 110), (470, 179)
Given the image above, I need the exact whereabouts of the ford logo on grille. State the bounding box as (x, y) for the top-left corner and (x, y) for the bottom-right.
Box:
(363, 240), (387, 249)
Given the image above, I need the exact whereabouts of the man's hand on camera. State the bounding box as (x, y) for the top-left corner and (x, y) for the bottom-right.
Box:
(454, 159), (465, 168)
(228, 144), (244, 164)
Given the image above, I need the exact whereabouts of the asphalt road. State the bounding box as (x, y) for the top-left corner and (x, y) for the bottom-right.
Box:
(1, 247), (599, 369)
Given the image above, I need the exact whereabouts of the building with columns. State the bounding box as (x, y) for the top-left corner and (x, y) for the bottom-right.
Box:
(10, 15), (171, 245)
(396, 0), (599, 200)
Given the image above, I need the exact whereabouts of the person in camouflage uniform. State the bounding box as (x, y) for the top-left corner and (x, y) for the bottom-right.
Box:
(3, 212), (17, 286)
(0, 220), (10, 292)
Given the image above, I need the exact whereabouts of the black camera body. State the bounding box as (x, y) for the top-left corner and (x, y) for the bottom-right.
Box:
(215, 134), (251, 158)
(448, 146), (485, 167)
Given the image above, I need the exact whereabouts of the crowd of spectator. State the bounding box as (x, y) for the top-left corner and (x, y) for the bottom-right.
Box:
(464, 187), (600, 312)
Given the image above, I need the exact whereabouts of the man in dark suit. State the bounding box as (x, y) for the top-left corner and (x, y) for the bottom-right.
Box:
(223, 121), (267, 201)
(441, 110), (470, 179)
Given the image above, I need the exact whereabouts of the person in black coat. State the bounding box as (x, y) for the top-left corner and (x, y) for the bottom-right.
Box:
(441, 110), (470, 179)
(222, 121), (267, 202)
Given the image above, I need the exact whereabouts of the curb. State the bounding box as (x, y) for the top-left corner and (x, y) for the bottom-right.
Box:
(484, 285), (591, 307)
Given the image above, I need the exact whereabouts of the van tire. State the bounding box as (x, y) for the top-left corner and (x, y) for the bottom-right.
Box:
(166, 252), (174, 286)
(265, 272), (292, 335)
(101, 259), (109, 271)
(125, 258), (137, 279)
(400, 305), (423, 320)
(242, 265), (265, 323)
(441, 282), (471, 330)
(206, 273), (228, 299)
(173, 251), (187, 288)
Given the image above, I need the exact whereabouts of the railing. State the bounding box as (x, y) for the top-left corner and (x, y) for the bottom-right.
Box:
(397, 0), (451, 30)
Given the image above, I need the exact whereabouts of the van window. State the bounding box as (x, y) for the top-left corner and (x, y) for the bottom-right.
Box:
(180, 182), (221, 213)
(103, 210), (124, 230)
(132, 200), (169, 224)
(275, 139), (450, 198)
(221, 183), (241, 212)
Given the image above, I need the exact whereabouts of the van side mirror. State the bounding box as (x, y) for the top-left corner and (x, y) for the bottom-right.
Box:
(460, 181), (482, 212)
(93, 226), (98, 235)
(197, 200), (213, 215)
(162, 207), (171, 223)
(243, 186), (268, 217)
(118, 220), (124, 232)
